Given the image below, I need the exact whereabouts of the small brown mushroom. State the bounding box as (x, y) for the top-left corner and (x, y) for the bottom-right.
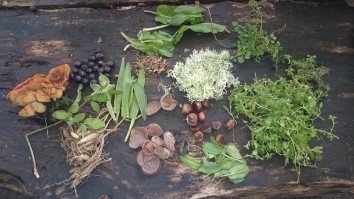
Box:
(154, 146), (171, 159)
(225, 119), (237, 130)
(193, 131), (204, 142)
(137, 150), (145, 167)
(141, 154), (162, 175)
(215, 134), (224, 144)
(186, 113), (198, 126)
(146, 123), (163, 137)
(151, 136), (165, 147)
(181, 103), (192, 115)
(163, 131), (176, 152)
(144, 100), (161, 116)
(160, 93), (178, 111)
(141, 140), (155, 155)
(212, 121), (222, 131)
(128, 127), (148, 149)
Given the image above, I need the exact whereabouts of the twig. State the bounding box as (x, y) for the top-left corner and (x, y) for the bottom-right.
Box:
(25, 121), (63, 178)
(207, 7), (232, 49)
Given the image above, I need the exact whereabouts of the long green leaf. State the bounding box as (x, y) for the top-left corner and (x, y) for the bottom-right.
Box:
(114, 58), (126, 122)
(132, 83), (147, 120)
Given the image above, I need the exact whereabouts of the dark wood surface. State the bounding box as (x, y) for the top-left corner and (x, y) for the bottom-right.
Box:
(0, 1), (353, 198)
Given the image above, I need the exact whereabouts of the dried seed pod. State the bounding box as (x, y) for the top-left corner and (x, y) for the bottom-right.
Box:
(215, 134), (224, 144)
(192, 101), (203, 113)
(182, 103), (193, 116)
(225, 119), (237, 130)
(186, 113), (198, 126)
(212, 121), (222, 131)
(197, 111), (206, 123)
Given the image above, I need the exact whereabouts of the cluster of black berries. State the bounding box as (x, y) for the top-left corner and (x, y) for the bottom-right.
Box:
(69, 51), (115, 85)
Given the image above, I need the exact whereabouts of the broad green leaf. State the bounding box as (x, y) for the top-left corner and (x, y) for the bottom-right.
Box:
(84, 118), (105, 130)
(52, 110), (71, 121)
(203, 142), (220, 156)
(91, 93), (109, 103)
(179, 155), (201, 170)
(169, 13), (203, 26)
(90, 101), (100, 112)
(109, 89), (122, 95)
(174, 5), (205, 14)
(199, 160), (221, 175)
(224, 144), (242, 159)
(154, 5), (176, 24)
(228, 164), (249, 180)
(73, 113), (86, 123)
(132, 83), (147, 120)
(187, 23), (229, 34)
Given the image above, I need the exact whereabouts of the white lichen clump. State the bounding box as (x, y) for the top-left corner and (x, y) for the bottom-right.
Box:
(168, 49), (239, 102)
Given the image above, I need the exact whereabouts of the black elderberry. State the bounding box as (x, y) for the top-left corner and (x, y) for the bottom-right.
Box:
(104, 67), (111, 73)
(79, 70), (87, 77)
(88, 61), (95, 68)
(90, 79), (98, 84)
(98, 68), (104, 73)
(72, 67), (79, 74)
(95, 52), (104, 60)
(93, 65), (99, 72)
(86, 68), (93, 73)
(107, 60), (115, 68)
(75, 75), (82, 83)
(74, 61), (82, 68)
(89, 55), (96, 62)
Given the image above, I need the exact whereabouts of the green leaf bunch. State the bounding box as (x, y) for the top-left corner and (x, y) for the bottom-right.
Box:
(227, 75), (337, 180)
(114, 58), (148, 142)
(180, 137), (249, 184)
(52, 84), (105, 131)
(231, 0), (283, 66)
(121, 5), (229, 57)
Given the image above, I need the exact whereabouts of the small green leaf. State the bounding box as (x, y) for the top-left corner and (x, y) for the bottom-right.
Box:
(90, 83), (102, 92)
(228, 164), (249, 180)
(80, 123), (88, 132)
(52, 110), (71, 121)
(84, 118), (105, 130)
(90, 101), (100, 112)
(73, 113), (86, 123)
(98, 73), (110, 86)
(68, 103), (79, 114)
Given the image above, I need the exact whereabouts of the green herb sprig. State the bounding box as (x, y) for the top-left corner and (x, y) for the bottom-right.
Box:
(180, 137), (249, 184)
(227, 55), (338, 180)
(232, 0), (284, 67)
(52, 84), (106, 131)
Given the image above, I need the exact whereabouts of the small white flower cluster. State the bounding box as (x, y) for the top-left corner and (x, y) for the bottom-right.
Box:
(168, 49), (239, 102)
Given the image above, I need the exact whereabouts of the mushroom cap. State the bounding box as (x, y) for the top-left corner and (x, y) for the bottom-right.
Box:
(160, 93), (178, 111)
(154, 146), (171, 159)
(128, 127), (148, 149)
(19, 102), (46, 117)
(163, 131), (176, 152)
(141, 154), (162, 175)
(137, 150), (145, 167)
(141, 140), (155, 155)
(146, 123), (163, 137)
(144, 100), (161, 116)
(151, 136), (165, 148)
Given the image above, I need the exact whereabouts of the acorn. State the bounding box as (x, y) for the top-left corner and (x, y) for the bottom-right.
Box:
(225, 119), (237, 130)
(197, 111), (206, 123)
(215, 134), (224, 144)
(192, 101), (203, 113)
(182, 103), (193, 116)
(186, 113), (198, 126)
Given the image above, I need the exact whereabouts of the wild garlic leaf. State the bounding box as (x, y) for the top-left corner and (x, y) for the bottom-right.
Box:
(199, 160), (221, 175)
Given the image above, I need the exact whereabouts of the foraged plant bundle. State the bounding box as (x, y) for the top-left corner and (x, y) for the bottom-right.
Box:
(168, 49), (239, 102)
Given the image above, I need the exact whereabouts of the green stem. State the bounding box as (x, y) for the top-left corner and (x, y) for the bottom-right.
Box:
(124, 115), (142, 142)
(143, 24), (170, 32)
(143, 10), (158, 15)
